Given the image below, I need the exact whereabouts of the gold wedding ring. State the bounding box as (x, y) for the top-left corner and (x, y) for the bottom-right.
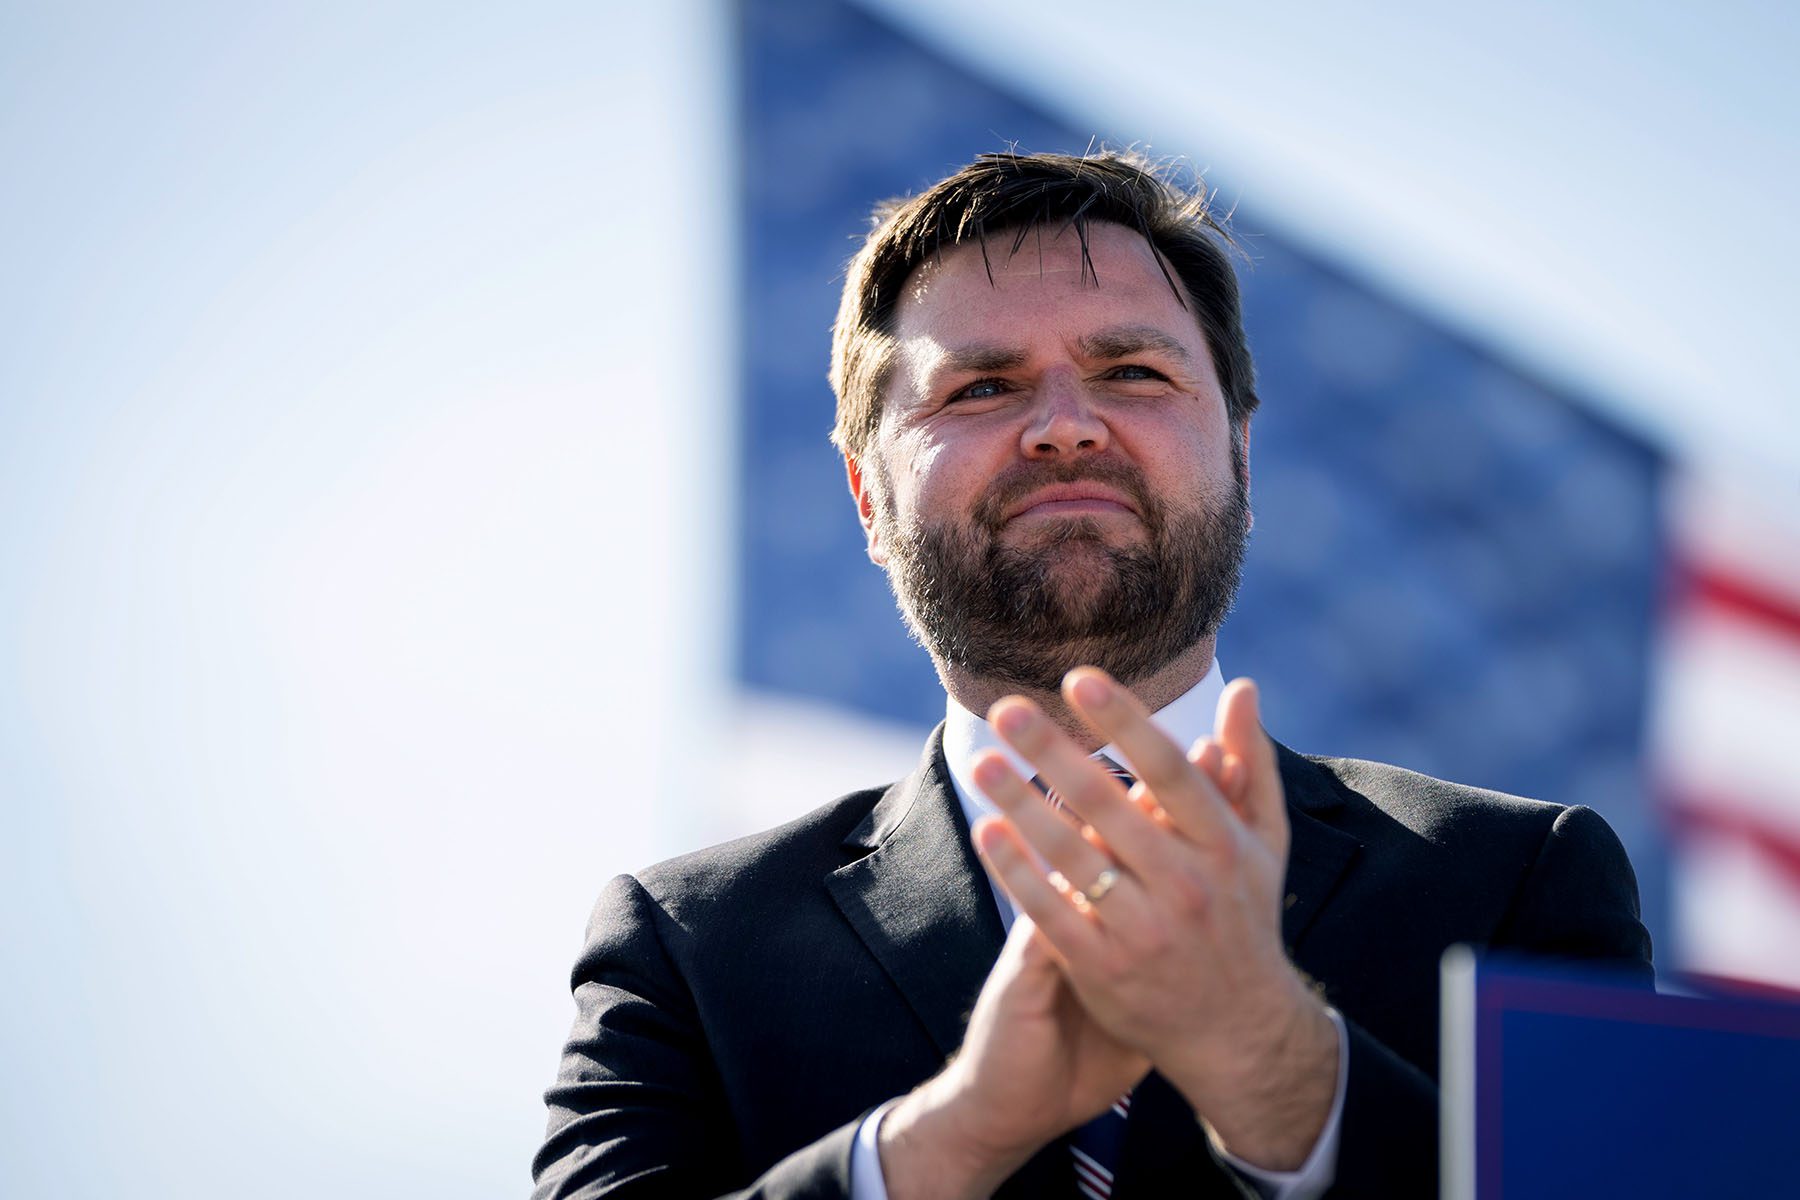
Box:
(1083, 867), (1122, 903)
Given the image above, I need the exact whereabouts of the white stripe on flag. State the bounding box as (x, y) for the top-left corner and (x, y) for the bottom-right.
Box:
(1655, 473), (1800, 991)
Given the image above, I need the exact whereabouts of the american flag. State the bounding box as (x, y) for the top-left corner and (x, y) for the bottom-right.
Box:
(1655, 476), (1800, 991)
(730, 0), (1799, 997)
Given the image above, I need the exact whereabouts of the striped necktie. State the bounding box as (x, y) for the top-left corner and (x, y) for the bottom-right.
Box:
(1036, 755), (1136, 1200)
(1071, 1089), (1133, 1200)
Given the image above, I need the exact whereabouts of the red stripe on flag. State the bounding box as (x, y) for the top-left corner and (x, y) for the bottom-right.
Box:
(1665, 797), (1800, 893)
(1676, 561), (1800, 642)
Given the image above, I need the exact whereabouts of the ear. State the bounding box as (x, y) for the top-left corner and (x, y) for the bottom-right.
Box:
(844, 454), (888, 566)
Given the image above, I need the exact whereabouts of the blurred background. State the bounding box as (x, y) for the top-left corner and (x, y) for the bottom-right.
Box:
(2, 1), (1795, 1195)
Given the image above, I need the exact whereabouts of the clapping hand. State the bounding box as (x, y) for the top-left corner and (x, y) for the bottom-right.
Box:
(969, 669), (1338, 1170)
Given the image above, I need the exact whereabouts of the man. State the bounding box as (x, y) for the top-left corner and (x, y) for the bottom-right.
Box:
(532, 151), (1652, 1198)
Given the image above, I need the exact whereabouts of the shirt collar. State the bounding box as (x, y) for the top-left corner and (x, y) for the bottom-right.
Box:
(941, 657), (1227, 832)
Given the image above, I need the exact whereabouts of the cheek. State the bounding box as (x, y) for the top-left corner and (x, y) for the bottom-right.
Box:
(884, 431), (957, 510)
(1130, 426), (1236, 507)
(1154, 403), (1234, 469)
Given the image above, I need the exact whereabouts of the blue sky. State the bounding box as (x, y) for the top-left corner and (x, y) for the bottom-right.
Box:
(870, 0), (1799, 496)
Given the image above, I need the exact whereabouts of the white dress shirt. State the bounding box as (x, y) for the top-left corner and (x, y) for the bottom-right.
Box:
(849, 660), (1347, 1199)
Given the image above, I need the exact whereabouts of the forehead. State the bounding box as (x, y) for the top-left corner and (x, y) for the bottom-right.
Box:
(892, 220), (1196, 345)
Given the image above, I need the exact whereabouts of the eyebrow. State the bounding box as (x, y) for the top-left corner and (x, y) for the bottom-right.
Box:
(936, 344), (1030, 375)
(1076, 325), (1196, 367)
(927, 323), (1195, 383)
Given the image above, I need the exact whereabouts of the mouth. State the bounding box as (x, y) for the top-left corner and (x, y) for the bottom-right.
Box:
(1004, 484), (1140, 523)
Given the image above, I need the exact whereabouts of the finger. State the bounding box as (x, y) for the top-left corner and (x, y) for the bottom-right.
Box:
(1064, 668), (1237, 849)
(972, 815), (1105, 960)
(970, 915), (1064, 1027)
(1129, 788), (1175, 831)
(1080, 823), (1121, 857)
(1219, 754), (1249, 808)
(1189, 738), (1250, 821)
(989, 697), (1179, 883)
(972, 753), (1154, 929)
(991, 908), (1042, 971)
(1190, 747), (1231, 822)
(972, 750), (1116, 883)
(1216, 755), (1245, 813)
(1187, 737), (1225, 785)
(1214, 678), (1287, 841)
(1001, 912), (1059, 975)
(1012, 916), (1057, 968)
(989, 696), (1132, 824)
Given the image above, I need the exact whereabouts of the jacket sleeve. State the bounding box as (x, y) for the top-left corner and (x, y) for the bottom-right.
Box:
(1327, 803), (1654, 1198)
(531, 873), (863, 1200)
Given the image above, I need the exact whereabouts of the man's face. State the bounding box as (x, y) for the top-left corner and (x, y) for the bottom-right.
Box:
(851, 220), (1251, 693)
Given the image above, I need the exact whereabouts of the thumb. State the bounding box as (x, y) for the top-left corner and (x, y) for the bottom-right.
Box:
(1215, 678), (1286, 841)
(978, 916), (1066, 1021)
(1007, 915), (1065, 974)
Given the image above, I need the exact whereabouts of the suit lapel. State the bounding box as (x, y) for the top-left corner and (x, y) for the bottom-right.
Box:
(1276, 743), (1361, 954)
(826, 727), (1007, 1059)
(826, 731), (1074, 1196)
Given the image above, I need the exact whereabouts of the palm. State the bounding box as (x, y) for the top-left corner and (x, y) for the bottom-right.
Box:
(1047, 967), (1146, 1118)
(957, 922), (1148, 1145)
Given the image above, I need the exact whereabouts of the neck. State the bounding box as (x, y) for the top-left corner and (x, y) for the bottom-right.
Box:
(938, 636), (1218, 751)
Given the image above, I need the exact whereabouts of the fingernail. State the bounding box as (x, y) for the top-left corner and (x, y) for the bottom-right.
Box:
(993, 704), (1033, 738)
(1071, 673), (1112, 707)
(971, 756), (1010, 792)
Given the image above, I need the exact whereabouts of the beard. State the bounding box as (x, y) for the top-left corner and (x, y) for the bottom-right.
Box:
(874, 455), (1251, 694)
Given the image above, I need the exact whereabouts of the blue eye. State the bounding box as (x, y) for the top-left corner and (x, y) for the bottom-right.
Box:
(956, 378), (1006, 400)
(1110, 364), (1165, 381)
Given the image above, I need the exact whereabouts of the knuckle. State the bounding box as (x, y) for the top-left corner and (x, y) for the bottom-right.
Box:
(1169, 869), (1210, 916)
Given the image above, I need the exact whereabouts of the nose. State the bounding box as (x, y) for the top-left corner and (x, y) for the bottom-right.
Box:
(1020, 369), (1109, 459)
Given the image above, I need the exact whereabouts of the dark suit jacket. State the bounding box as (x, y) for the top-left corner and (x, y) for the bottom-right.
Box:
(533, 730), (1653, 1198)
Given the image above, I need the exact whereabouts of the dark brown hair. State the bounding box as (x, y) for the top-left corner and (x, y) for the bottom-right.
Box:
(828, 149), (1259, 457)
